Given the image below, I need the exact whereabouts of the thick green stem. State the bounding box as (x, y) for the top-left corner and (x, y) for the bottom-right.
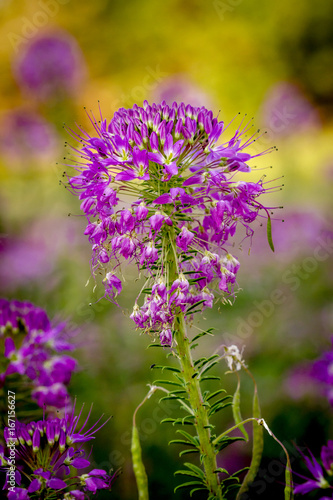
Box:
(165, 229), (223, 499)
(174, 314), (223, 499)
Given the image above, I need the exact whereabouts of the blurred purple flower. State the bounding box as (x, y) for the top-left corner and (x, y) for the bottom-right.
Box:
(311, 338), (333, 405)
(283, 364), (318, 401)
(0, 109), (58, 164)
(13, 30), (86, 101)
(260, 82), (320, 137)
(241, 209), (331, 268)
(0, 217), (87, 292)
(0, 299), (77, 410)
(152, 75), (213, 108)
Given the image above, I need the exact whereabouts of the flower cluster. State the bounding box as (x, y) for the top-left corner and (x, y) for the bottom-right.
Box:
(2, 403), (115, 499)
(0, 299), (77, 409)
(67, 100), (274, 344)
(294, 441), (333, 496)
(311, 338), (333, 405)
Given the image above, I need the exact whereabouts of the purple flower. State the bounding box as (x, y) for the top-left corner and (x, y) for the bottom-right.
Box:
(260, 82), (320, 137)
(176, 226), (195, 251)
(3, 403), (114, 497)
(0, 299), (77, 411)
(13, 31), (86, 101)
(8, 489), (29, 500)
(311, 338), (333, 405)
(80, 469), (110, 493)
(321, 441), (333, 474)
(294, 446), (331, 495)
(67, 100), (273, 343)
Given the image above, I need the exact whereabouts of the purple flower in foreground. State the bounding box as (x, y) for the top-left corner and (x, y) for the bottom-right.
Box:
(0, 299), (77, 410)
(294, 444), (333, 495)
(66, 100), (276, 345)
(321, 441), (333, 477)
(13, 31), (86, 101)
(3, 402), (115, 498)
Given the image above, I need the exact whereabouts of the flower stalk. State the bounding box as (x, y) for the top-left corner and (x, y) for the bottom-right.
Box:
(165, 230), (223, 499)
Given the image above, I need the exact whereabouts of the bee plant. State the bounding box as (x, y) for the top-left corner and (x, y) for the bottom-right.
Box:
(65, 100), (290, 499)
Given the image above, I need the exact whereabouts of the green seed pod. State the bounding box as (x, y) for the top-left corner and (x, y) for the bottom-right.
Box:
(131, 424), (149, 500)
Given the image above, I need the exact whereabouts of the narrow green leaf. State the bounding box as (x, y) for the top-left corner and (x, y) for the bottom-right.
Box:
(174, 470), (205, 480)
(200, 361), (219, 376)
(179, 448), (199, 457)
(208, 401), (233, 416)
(177, 429), (199, 446)
(150, 365), (181, 373)
(214, 436), (245, 452)
(205, 389), (227, 402)
(214, 467), (229, 474)
(190, 487), (208, 497)
(153, 379), (182, 387)
(186, 299), (206, 313)
(174, 481), (205, 493)
(191, 328), (214, 344)
(169, 439), (198, 447)
(200, 376), (220, 382)
(267, 214), (275, 252)
(183, 463), (206, 480)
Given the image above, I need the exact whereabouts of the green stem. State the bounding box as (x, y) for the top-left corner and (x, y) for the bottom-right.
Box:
(174, 314), (223, 499)
(165, 228), (223, 499)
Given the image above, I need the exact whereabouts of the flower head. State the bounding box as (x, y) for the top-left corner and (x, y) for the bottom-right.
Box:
(67, 100), (275, 345)
(3, 402), (115, 498)
(0, 299), (77, 410)
(293, 443), (333, 495)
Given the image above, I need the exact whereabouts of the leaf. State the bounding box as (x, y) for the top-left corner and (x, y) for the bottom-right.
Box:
(232, 377), (249, 441)
(151, 365), (181, 373)
(186, 299), (206, 313)
(179, 448), (199, 457)
(174, 481), (205, 493)
(191, 328), (215, 344)
(208, 401), (233, 417)
(267, 214), (275, 252)
(169, 439), (198, 447)
(205, 389), (227, 402)
(214, 436), (246, 452)
(153, 379), (183, 387)
(175, 470), (203, 479)
(177, 429), (199, 446)
(200, 376), (221, 382)
(190, 487), (208, 497)
(183, 463), (206, 480)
